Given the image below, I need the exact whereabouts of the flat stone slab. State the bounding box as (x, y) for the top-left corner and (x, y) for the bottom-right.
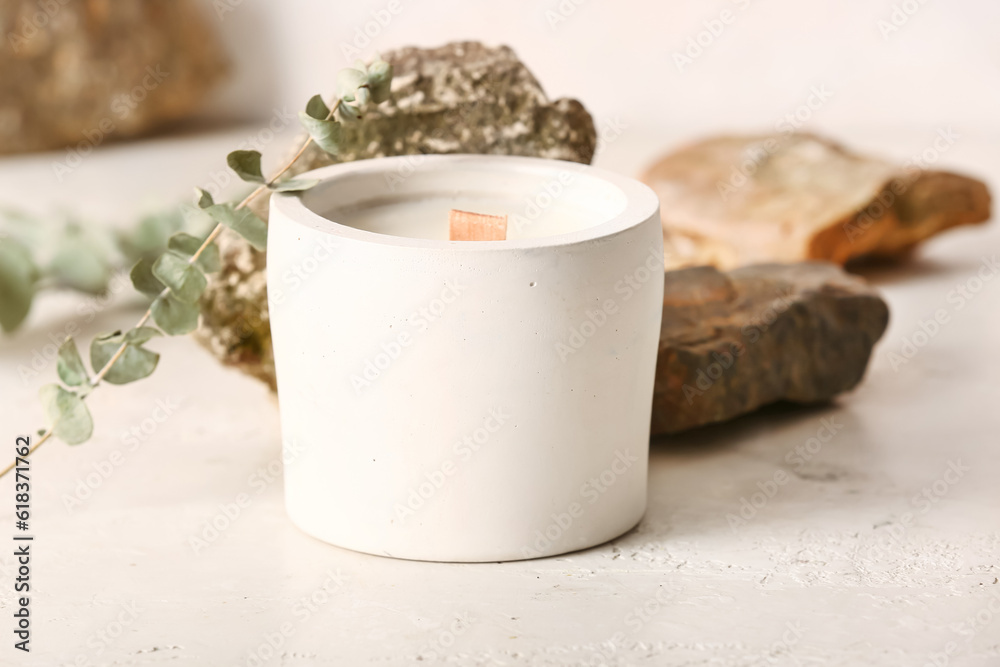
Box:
(653, 261), (889, 435)
(642, 133), (991, 269)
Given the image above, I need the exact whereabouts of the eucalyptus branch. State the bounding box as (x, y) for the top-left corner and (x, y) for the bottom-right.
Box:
(1, 60), (391, 479)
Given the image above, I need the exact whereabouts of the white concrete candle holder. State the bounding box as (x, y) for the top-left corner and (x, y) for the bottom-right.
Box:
(268, 154), (663, 562)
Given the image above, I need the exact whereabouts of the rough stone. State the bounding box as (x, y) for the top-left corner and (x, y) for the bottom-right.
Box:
(652, 261), (889, 435)
(198, 41), (598, 389)
(642, 133), (991, 270)
(0, 0), (227, 155)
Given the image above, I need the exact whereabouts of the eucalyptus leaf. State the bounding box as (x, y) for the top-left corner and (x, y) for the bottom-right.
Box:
(39, 384), (92, 445)
(90, 330), (159, 385)
(130, 258), (165, 297)
(304, 94), (331, 120)
(151, 293), (200, 335)
(202, 204), (267, 251)
(124, 326), (162, 345)
(195, 187), (214, 209)
(56, 337), (89, 387)
(50, 231), (109, 294)
(119, 210), (183, 260)
(336, 67), (368, 99)
(0, 237), (37, 333)
(366, 60), (393, 103)
(168, 232), (221, 273)
(353, 86), (371, 108)
(269, 178), (319, 193)
(227, 150), (265, 184)
(152, 251), (207, 303)
(298, 113), (342, 155)
(339, 103), (362, 122)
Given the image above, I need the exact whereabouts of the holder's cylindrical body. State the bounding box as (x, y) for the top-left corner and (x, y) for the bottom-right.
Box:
(268, 155), (663, 562)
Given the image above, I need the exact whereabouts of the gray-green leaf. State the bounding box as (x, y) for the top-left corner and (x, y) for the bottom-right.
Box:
(339, 102), (362, 122)
(336, 67), (368, 99)
(153, 251), (208, 303)
(130, 258), (165, 297)
(57, 337), (89, 387)
(366, 60), (393, 103)
(269, 178), (319, 193)
(49, 235), (109, 294)
(90, 329), (160, 385)
(39, 384), (93, 445)
(151, 293), (200, 335)
(298, 113), (342, 156)
(168, 232), (220, 273)
(195, 188), (214, 209)
(304, 94), (331, 120)
(0, 238), (37, 333)
(124, 326), (162, 345)
(227, 150), (265, 184)
(201, 204), (267, 251)
(119, 210), (184, 261)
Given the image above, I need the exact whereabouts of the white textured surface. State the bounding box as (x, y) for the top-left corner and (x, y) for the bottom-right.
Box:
(0, 122), (999, 665)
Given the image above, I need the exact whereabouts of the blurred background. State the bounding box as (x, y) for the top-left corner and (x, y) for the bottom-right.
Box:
(1, 0), (998, 218)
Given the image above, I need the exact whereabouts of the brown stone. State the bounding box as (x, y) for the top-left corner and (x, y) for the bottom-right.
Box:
(0, 0), (227, 155)
(198, 41), (598, 389)
(652, 261), (889, 435)
(642, 133), (991, 270)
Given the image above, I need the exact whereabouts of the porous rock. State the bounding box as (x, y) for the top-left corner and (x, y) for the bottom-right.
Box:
(653, 261), (889, 435)
(0, 0), (227, 155)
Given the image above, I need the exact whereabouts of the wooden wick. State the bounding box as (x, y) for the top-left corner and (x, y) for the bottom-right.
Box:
(449, 209), (508, 241)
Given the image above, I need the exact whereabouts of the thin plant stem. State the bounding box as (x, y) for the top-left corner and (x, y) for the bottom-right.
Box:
(1, 100), (342, 480)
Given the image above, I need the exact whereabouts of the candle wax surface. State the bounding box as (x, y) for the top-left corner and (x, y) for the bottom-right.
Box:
(328, 196), (608, 241)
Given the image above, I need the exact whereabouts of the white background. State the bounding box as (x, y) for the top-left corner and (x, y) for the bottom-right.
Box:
(205, 0), (1000, 134)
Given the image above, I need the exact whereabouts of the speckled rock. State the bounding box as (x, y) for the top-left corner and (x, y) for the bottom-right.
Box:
(0, 0), (227, 155)
(652, 262), (889, 435)
(197, 41), (598, 389)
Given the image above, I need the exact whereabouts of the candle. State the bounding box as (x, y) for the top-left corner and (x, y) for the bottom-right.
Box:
(268, 155), (663, 562)
(332, 195), (600, 240)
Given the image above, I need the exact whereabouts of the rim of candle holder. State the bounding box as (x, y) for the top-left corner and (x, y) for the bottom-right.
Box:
(271, 154), (660, 251)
